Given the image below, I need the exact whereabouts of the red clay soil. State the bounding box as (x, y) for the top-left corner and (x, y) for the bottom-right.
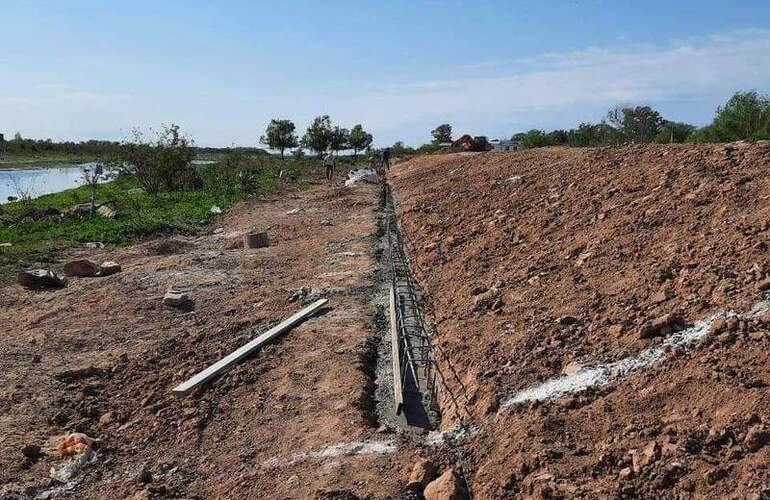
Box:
(0, 182), (430, 499)
(389, 143), (770, 498)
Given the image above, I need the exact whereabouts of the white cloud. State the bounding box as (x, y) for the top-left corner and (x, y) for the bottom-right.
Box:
(335, 29), (770, 145)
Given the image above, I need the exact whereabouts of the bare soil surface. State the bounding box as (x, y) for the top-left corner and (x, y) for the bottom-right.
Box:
(389, 143), (770, 498)
(1, 182), (429, 499)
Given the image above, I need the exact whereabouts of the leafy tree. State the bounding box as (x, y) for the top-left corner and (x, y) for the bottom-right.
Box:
(329, 126), (350, 155)
(259, 119), (298, 159)
(431, 124), (452, 144)
(709, 91), (770, 141)
(118, 124), (197, 194)
(607, 105), (664, 143)
(568, 122), (619, 147)
(391, 141), (414, 156)
(690, 125), (721, 143)
(548, 130), (569, 145)
(654, 121), (697, 143)
(348, 124), (373, 160)
(520, 129), (553, 149)
(82, 162), (107, 217)
(301, 115), (333, 157)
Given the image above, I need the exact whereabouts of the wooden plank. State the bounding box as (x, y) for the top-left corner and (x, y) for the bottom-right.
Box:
(172, 298), (329, 395)
(389, 285), (404, 414)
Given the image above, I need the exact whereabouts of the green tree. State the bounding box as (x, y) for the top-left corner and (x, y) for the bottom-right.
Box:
(520, 129), (553, 149)
(709, 91), (770, 141)
(259, 119), (298, 159)
(301, 115), (333, 157)
(391, 141), (414, 156)
(431, 124), (452, 144)
(548, 130), (569, 145)
(348, 124), (373, 160)
(329, 126), (350, 155)
(654, 121), (696, 143)
(568, 122), (619, 147)
(607, 105), (664, 143)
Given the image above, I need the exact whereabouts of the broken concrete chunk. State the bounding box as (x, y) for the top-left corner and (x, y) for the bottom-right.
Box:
(99, 261), (122, 276)
(163, 291), (191, 308)
(18, 269), (67, 290)
(96, 205), (118, 219)
(243, 232), (269, 249)
(64, 259), (101, 277)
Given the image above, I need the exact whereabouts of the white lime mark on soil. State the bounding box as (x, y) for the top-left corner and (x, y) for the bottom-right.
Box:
(500, 299), (770, 410)
(261, 439), (396, 469)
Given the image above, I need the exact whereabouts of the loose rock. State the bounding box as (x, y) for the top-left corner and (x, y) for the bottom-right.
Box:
(424, 469), (466, 500)
(99, 261), (122, 276)
(18, 269), (67, 290)
(405, 458), (437, 492)
(163, 291), (191, 309)
(745, 425), (769, 452)
(63, 259), (101, 277)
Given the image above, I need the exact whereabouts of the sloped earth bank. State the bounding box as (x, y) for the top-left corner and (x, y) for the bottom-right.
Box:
(389, 143), (770, 498)
(0, 182), (447, 499)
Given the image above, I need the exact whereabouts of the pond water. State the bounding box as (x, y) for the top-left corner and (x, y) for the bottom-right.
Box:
(0, 159), (218, 204)
(0, 163), (98, 204)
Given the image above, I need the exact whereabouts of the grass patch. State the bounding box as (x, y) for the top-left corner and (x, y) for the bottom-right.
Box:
(0, 156), (314, 282)
(0, 155), (362, 284)
(0, 178), (238, 279)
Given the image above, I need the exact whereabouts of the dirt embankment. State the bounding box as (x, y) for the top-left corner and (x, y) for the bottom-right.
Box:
(1, 183), (422, 499)
(389, 143), (770, 498)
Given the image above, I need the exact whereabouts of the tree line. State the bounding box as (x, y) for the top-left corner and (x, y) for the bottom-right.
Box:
(512, 90), (770, 148)
(259, 116), (373, 160)
(0, 113), (378, 161)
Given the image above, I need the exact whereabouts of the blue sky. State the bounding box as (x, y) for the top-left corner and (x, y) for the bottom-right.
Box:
(1, 0), (770, 147)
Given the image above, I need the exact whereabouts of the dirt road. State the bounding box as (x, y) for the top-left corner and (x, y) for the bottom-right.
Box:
(1, 182), (421, 498)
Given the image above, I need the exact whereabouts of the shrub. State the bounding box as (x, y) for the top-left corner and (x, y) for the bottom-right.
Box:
(117, 124), (198, 194)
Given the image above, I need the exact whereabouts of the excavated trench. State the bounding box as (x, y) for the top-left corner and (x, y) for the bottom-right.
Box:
(370, 184), (441, 432)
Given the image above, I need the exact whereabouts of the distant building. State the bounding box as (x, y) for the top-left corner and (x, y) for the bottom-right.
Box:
(0, 133), (4, 142)
(489, 139), (520, 151)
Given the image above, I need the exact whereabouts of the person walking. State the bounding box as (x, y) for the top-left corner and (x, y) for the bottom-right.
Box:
(380, 148), (391, 170)
(324, 152), (336, 184)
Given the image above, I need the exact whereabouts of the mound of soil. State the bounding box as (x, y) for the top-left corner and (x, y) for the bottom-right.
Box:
(389, 143), (770, 497)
